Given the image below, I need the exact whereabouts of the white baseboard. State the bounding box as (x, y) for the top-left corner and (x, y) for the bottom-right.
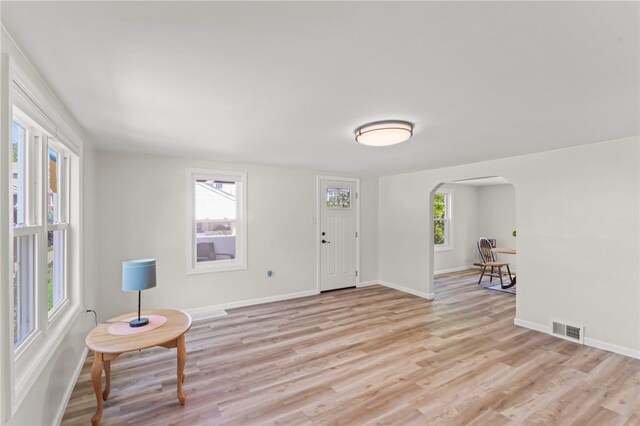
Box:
(433, 265), (476, 275)
(513, 317), (549, 334)
(183, 289), (319, 316)
(54, 347), (88, 426)
(186, 306), (228, 321)
(379, 281), (434, 300)
(514, 318), (639, 359)
(357, 280), (378, 288)
(584, 337), (640, 359)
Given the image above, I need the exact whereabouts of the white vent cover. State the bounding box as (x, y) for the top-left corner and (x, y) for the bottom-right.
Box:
(550, 319), (584, 344)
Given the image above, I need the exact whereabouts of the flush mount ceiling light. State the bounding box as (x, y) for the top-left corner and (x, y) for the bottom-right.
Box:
(355, 120), (414, 147)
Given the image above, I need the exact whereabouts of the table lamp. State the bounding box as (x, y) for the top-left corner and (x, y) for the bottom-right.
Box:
(122, 259), (157, 327)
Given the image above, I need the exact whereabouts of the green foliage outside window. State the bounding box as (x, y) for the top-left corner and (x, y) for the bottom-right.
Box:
(434, 193), (446, 245)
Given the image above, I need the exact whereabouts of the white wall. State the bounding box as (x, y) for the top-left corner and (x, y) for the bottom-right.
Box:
(477, 184), (517, 271)
(433, 183), (479, 273)
(95, 151), (378, 320)
(1, 28), (98, 425)
(379, 136), (640, 356)
(359, 176), (378, 283)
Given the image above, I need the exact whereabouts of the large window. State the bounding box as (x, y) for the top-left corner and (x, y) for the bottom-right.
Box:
(187, 168), (247, 273)
(4, 62), (83, 419)
(11, 111), (72, 344)
(7, 103), (79, 411)
(434, 190), (452, 250)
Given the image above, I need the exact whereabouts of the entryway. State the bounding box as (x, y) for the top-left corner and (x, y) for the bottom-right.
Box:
(317, 177), (359, 292)
(430, 176), (517, 297)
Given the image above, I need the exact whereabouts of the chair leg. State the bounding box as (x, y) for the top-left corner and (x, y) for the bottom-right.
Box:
(478, 266), (486, 285)
(490, 266), (494, 282)
(501, 265), (516, 289)
(498, 266), (503, 286)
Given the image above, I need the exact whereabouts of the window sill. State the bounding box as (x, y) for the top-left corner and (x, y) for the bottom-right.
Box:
(434, 245), (454, 253)
(187, 260), (247, 275)
(48, 298), (70, 324)
(13, 302), (82, 415)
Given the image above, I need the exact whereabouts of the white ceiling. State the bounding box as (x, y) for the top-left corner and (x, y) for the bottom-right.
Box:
(2, 2), (638, 176)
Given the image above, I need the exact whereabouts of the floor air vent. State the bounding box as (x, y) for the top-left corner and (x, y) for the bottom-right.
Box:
(551, 319), (584, 344)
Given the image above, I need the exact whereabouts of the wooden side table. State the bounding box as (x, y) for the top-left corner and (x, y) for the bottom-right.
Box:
(85, 309), (192, 426)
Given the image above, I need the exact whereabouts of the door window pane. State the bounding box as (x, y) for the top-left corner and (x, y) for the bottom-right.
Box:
(326, 188), (350, 209)
(12, 122), (26, 227)
(13, 235), (35, 346)
(48, 230), (65, 310)
(195, 180), (237, 262)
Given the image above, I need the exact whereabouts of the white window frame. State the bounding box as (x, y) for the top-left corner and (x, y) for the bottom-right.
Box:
(11, 110), (44, 357)
(434, 189), (453, 252)
(2, 59), (83, 419)
(186, 168), (247, 274)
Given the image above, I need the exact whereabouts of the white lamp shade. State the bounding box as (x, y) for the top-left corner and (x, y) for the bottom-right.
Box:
(122, 259), (157, 292)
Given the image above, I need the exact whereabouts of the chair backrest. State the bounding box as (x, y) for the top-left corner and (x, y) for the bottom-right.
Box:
(477, 237), (496, 263)
(197, 242), (216, 259)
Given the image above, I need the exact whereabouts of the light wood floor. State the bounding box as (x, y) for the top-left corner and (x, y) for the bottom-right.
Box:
(62, 270), (640, 425)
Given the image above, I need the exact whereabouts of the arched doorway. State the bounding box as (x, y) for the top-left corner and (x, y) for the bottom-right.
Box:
(428, 176), (517, 300)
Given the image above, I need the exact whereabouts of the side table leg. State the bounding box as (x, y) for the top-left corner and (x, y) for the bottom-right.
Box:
(102, 360), (111, 401)
(176, 334), (187, 405)
(91, 352), (104, 426)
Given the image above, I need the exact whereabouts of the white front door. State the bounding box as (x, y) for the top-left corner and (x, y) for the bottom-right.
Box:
(319, 178), (357, 291)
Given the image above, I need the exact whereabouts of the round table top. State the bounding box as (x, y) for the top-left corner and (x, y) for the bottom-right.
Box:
(86, 309), (192, 354)
(491, 247), (516, 255)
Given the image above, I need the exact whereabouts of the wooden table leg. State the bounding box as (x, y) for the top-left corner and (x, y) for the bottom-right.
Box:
(91, 352), (104, 426)
(102, 360), (111, 401)
(176, 334), (187, 405)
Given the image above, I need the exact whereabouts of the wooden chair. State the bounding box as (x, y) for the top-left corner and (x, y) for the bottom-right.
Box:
(475, 237), (514, 289)
(197, 242), (235, 262)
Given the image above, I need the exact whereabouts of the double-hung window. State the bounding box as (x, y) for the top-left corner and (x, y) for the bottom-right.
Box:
(187, 168), (247, 273)
(11, 108), (74, 345)
(434, 190), (452, 251)
(5, 66), (81, 415)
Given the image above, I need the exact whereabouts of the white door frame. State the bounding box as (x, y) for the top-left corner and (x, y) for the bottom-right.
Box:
(316, 175), (360, 293)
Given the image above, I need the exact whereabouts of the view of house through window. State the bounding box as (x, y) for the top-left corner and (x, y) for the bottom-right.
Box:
(195, 179), (237, 262)
(47, 147), (67, 311)
(434, 191), (450, 247)
(188, 169), (246, 273)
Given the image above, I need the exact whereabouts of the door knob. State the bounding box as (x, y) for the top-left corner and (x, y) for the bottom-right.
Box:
(322, 239), (330, 244)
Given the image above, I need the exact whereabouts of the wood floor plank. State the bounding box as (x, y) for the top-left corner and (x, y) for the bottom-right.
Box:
(61, 270), (640, 425)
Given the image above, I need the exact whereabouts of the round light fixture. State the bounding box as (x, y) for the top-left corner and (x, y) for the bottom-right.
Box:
(355, 120), (413, 146)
